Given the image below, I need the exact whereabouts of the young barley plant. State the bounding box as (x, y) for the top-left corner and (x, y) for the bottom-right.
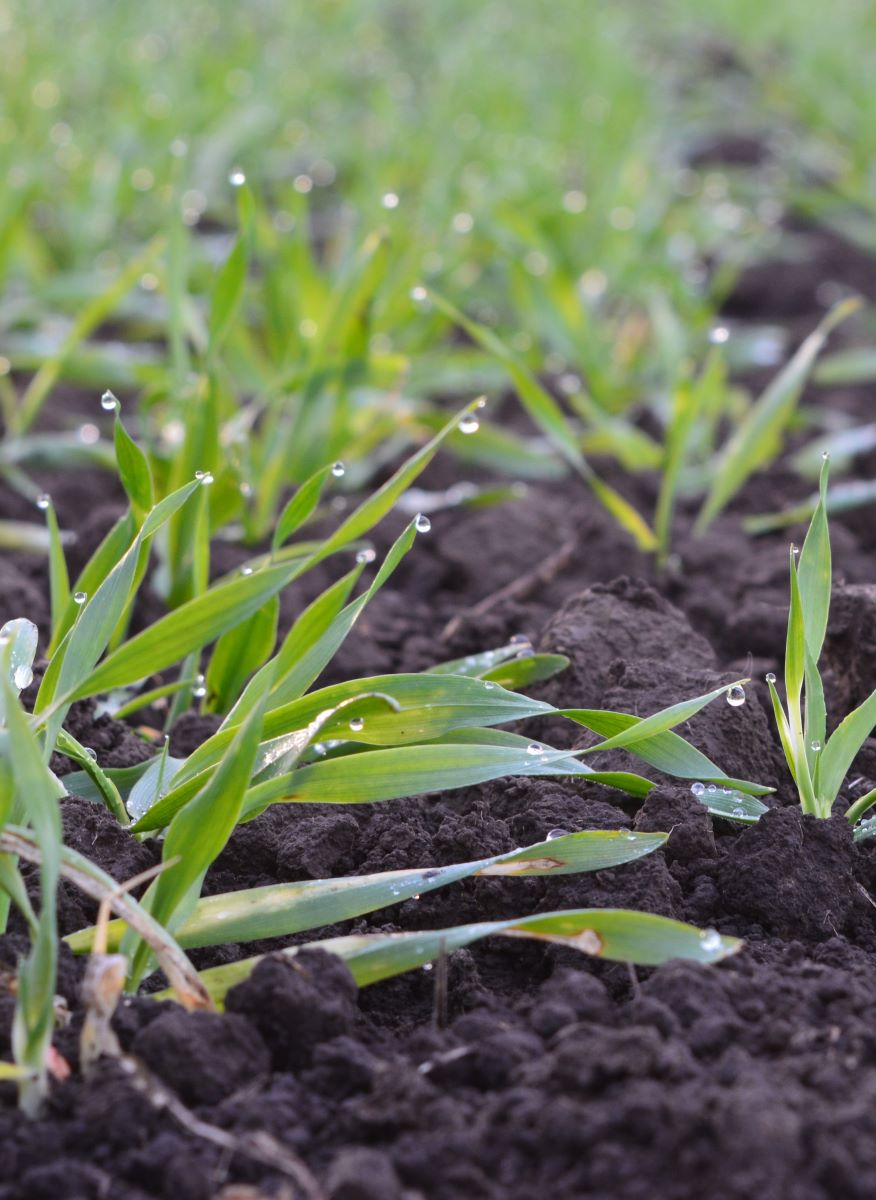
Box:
(765, 456), (876, 829)
(0, 404), (756, 1111)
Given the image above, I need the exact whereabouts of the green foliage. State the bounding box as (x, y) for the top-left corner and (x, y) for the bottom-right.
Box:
(176, 909), (743, 1010)
(0, 641), (64, 1115)
(766, 458), (876, 822)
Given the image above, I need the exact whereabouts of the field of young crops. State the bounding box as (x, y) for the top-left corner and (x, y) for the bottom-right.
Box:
(2, 2), (876, 1197)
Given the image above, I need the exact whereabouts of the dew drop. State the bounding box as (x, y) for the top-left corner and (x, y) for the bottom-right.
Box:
(707, 784), (717, 794)
(36, 493), (51, 511)
(85, 746), (97, 760)
(349, 716), (365, 733)
(822, 450), (830, 461)
(526, 742), (544, 756)
(239, 565), (254, 577)
(765, 672), (776, 684)
(73, 591), (87, 605)
(690, 782), (705, 796)
(100, 390), (119, 412)
(732, 806), (745, 818)
(229, 168), (246, 187)
(811, 739), (822, 752)
(195, 470), (214, 485)
(422, 962), (433, 972)
(699, 928), (722, 954)
(193, 672), (206, 699)
(708, 326), (730, 345)
(726, 684), (746, 707)
(356, 548), (376, 564)
(626, 833), (638, 841)
(458, 415), (480, 435)
(483, 681), (495, 690)
(790, 543), (800, 560)
(546, 828), (569, 840)
(381, 192), (399, 209)
(13, 665), (33, 690)
(331, 461), (345, 478)
(414, 513), (431, 533)
(410, 285), (428, 303)
(312, 742), (327, 757)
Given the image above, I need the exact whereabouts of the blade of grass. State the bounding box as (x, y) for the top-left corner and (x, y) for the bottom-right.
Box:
(67, 829), (668, 953)
(559, 679), (749, 756)
(181, 909), (743, 1008)
(696, 299), (860, 533)
(427, 289), (657, 550)
(14, 236), (165, 434)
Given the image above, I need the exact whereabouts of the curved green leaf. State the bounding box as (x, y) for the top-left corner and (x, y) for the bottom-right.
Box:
(180, 908), (743, 1008)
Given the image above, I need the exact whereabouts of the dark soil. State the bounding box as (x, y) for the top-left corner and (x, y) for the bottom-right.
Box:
(3, 225), (876, 1199)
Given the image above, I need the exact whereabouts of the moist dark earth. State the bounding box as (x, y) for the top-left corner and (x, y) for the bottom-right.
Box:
(3, 230), (876, 1199)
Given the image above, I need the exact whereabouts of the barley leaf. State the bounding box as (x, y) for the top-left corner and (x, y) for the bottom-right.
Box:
(560, 679), (748, 756)
(697, 299), (859, 532)
(67, 829), (667, 954)
(180, 909), (743, 1008)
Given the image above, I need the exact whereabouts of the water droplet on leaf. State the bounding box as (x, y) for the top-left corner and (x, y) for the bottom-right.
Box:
(36, 494), (50, 510)
(690, 782), (705, 796)
(100, 391), (119, 412)
(73, 591), (87, 605)
(414, 513), (431, 533)
(526, 742), (544, 756)
(13, 665), (33, 690)
(726, 685), (746, 707)
(331, 461), (345, 478)
(700, 928), (722, 953)
(458, 415), (480, 435)
(349, 716), (365, 733)
(546, 828), (568, 840)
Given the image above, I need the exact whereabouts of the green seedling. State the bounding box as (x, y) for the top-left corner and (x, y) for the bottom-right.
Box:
(766, 456), (876, 826)
(1, 409), (752, 1113)
(428, 291), (858, 562)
